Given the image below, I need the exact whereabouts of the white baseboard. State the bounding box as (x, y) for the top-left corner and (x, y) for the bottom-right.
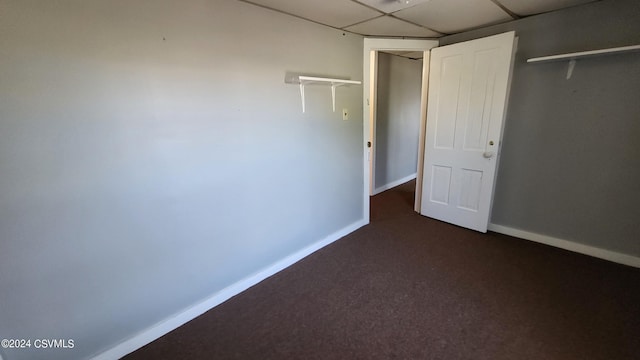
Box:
(373, 173), (417, 195)
(91, 219), (368, 360)
(488, 223), (640, 268)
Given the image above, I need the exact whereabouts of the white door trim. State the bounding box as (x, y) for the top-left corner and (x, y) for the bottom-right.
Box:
(362, 38), (439, 224)
(414, 50), (431, 212)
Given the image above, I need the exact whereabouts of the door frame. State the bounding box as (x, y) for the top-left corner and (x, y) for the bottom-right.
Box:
(362, 38), (439, 224)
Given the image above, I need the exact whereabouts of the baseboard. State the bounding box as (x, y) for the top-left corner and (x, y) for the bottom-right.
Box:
(91, 219), (368, 360)
(488, 223), (640, 268)
(373, 173), (417, 195)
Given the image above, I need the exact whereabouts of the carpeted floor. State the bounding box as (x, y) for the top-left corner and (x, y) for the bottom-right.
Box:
(125, 180), (640, 360)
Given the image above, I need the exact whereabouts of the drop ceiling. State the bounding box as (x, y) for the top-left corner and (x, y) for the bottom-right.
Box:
(242, 0), (598, 38)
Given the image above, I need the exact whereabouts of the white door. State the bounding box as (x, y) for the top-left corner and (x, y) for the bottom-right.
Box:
(420, 31), (516, 232)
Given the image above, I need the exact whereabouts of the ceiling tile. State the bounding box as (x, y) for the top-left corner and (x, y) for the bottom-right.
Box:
(245, 0), (381, 28)
(345, 16), (441, 37)
(357, 0), (434, 14)
(394, 0), (512, 34)
(497, 0), (598, 16)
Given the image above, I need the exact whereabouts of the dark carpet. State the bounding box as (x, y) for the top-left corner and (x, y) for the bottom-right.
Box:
(125, 180), (640, 360)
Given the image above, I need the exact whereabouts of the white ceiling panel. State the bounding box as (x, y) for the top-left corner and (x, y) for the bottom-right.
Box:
(242, 0), (600, 38)
(245, 0), (381, 28)
(394, 0), (513, 34)
(345, 16), (442, 37)
(357, 0), (434, 14)
(497, 0), (598, 16)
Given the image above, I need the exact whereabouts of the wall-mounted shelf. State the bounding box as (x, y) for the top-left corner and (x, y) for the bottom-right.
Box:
(527, 44), (640, 63)
(292, 76), (361, 113)
(527, 44), (640, 79)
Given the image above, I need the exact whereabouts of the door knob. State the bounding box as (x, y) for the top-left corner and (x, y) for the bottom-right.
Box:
(483, 151), (494, 159)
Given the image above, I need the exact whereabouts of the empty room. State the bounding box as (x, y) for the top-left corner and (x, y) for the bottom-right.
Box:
(1, 0), (638, 359)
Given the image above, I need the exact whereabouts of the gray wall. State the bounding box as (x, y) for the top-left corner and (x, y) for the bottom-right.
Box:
(440, 0), (640, 256)
(0, 1), (363, 359)
(375, 53), (423, 191)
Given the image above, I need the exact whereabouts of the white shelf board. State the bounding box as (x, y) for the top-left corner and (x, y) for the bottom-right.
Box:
(298, 76), (361, 86)
(527, 44), (640, 63)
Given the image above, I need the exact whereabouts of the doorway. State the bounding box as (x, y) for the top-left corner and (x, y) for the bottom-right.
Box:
(372, 51), (423, 195)
(362, 38), (438, 224)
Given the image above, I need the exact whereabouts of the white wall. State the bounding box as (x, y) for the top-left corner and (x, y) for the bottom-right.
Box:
(374, 53), (422, 192)
(0, 1), (364, 359)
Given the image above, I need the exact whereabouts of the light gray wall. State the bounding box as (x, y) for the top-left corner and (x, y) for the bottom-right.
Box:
(440, 0), (640, 256)
(374, 53), (422, 191)
(0, 1), (363, 359)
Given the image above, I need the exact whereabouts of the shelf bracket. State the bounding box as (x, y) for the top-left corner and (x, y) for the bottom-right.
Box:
(331, 83), (348, 112)
(299, 83), (306, 113)
(331, 85), (337, 112)
(566, 59), (576, 80)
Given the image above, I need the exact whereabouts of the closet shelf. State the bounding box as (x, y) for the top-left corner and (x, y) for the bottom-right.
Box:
(526, 44), (640, 80)
(291, 76), (361, 113)
(526, 44), (640, 63)
(297, 76), (362, 86)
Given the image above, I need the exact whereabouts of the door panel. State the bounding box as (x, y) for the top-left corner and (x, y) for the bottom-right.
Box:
(420, 32), (515, 232)
(430, 165), (452, 205)
(464, 49), (497, 151)
(458, 168), (483, 211)
(434, 55), (463, 150)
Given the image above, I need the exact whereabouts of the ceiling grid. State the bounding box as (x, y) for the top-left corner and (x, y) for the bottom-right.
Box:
(240, 0), (598, 43)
